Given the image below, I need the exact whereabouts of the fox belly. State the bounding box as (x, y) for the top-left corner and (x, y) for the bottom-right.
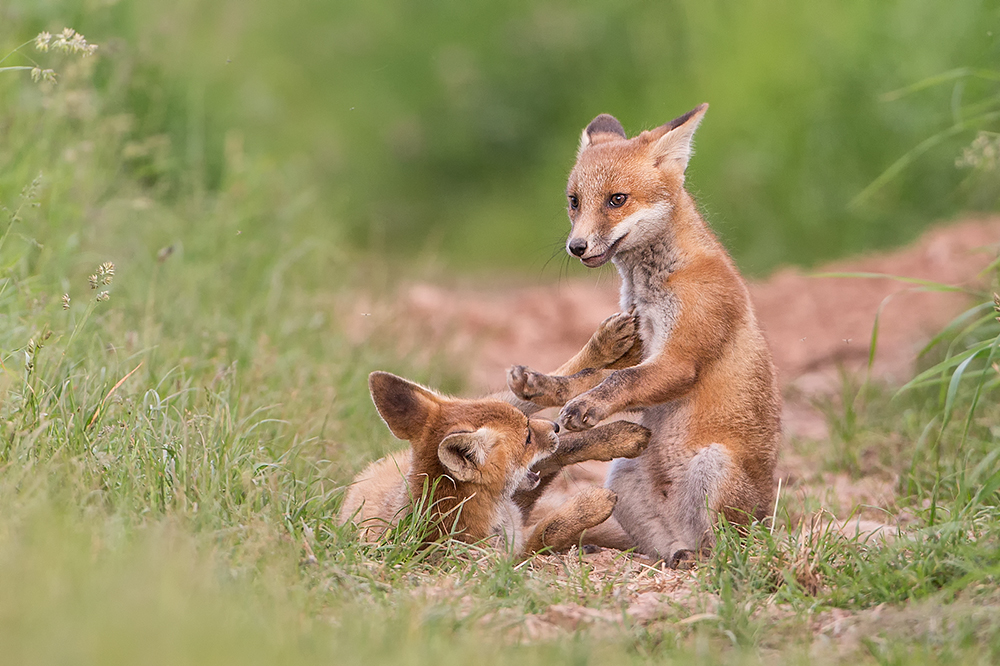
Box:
(606, 400), (710, 558)
(607, 380), (775, 561)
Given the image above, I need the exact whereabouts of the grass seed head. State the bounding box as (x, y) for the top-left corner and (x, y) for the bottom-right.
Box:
(34, 31), (52, 52)
(29, 68), (57, 84)
(21, 173), (43, 201)
(957, 132), (1000, 171)
(99, 261), (115, 285)
(52, 29), (97, 56)
(62, 293), (70, 310)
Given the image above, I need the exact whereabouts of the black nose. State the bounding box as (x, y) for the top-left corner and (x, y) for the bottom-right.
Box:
(552, 422), (560, 434)
(568, 238), (587, 257)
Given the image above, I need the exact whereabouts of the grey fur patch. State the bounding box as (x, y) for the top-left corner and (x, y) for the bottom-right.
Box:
(680, 443), (730, 540)
(613, 232), (682, 359)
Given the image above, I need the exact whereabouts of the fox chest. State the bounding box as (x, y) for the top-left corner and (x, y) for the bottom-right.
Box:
(619, 270), (680, 360)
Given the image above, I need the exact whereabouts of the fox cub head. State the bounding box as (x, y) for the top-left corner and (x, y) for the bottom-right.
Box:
(369, 371), (559, 496)
(565, 104), (708, 267)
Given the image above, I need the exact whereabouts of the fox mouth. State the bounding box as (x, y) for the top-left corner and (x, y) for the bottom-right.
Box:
(580, 233), (628, 267)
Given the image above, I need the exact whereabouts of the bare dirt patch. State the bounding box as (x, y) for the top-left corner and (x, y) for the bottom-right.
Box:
(407, 547), (705, 642)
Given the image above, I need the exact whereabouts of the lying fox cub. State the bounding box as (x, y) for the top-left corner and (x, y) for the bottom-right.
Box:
(508, 105), (782, 567)
(340, 316), (651, 557)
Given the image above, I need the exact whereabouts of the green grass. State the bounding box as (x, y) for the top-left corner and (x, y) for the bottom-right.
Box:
(2, 4), (1000, 665)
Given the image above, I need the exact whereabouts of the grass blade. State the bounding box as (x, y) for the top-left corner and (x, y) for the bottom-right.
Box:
(917, 303), (996, 359)
(942, 352), (980, 427)
(899, 339), (996, 394)
(809, 271), (975, 294)
(850, 110), (1000, 208)
(880, 67), (1000, 102)
(958, 326), (1000, 447)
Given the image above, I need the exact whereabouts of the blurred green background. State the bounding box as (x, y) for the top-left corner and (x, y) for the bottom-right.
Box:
(4, 0), (999, 277)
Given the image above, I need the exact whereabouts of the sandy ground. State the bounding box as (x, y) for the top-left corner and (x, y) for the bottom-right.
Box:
(346, 216), (1000, 526)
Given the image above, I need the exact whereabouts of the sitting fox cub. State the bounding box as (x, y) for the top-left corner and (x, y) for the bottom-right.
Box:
(340, 317), (650, 557)
(508, 104), (782, 566)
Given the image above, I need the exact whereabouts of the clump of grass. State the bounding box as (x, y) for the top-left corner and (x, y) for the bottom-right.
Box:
(342, 476), (480, 569)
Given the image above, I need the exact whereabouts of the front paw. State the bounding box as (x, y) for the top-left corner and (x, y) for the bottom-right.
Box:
(507, 364), (540, 400)
(591, 311), (639, 364)
(507, 365), (566, 407)
(559, 396), (608, 431)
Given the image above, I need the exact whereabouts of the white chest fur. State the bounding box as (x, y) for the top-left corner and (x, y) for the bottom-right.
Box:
(614, 241), (681, 360)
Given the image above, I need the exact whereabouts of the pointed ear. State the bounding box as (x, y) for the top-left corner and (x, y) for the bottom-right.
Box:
(649, 103), (708, 174)
(369, 372), (440, 441)
(438, 429), (497, 483)
(578, 114), (627, 155)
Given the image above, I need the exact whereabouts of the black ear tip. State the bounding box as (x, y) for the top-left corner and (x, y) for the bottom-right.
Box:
(666, 104), (709, 131)
(586, 114), (626, 140)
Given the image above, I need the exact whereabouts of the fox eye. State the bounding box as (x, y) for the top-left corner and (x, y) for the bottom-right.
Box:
(608, 193), (628, 208)
(568, 195), (579, 210)
(525, 429), (532, 447)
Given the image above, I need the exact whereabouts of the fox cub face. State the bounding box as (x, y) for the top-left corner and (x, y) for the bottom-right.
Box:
(369, 372), (559, 496)
(566, 104), (707, 267)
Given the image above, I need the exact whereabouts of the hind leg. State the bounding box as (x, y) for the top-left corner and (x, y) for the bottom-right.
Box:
(606, 457), (694, 562)
(521, 488), (617, 556)
(610, 444), (738, 567)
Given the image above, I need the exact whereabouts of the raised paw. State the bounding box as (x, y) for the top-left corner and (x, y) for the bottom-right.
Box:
(507, 364), (534, 399)
(507, 365), (568, 407)
(536, 420), (650, 472)
(589, 311), (639, 365)
(558, 395), (608, 431)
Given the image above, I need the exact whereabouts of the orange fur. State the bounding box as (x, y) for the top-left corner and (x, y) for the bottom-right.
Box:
(508, 105), (782, 566)
(339, 368), (647, 557)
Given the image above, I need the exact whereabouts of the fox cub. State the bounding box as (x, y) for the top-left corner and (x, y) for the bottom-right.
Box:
(508, 104), (782, 566)
(340, 317), (650, 557)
